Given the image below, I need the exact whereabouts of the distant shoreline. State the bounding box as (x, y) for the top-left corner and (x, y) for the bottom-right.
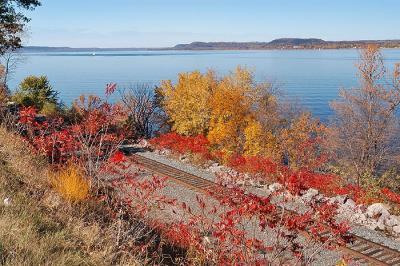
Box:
(20, 46), (400, 53)
(21, 38), (400, 52)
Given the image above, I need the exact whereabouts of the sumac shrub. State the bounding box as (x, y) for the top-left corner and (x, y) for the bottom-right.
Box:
(150, 132), (211, 160)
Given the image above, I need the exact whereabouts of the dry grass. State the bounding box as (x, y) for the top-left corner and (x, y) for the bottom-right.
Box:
(0, 126), (143, 265)
(52, 165), (91, 203)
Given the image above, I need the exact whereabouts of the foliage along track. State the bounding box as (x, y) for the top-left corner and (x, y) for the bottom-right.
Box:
(130, 153), (400, 265)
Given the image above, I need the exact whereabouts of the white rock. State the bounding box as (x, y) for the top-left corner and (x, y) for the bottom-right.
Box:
(366, 203), (390, 219)
(353, 213), (367, 224)
(328, 195), (346, 204)
(301, 188), (319, 202)
(366, 216), (386, 231)
(317, 195), (329, 202)
(376, 216), (386, 230)
(158, 149), (171, 155)
(283, 191), (295, 200)
(337, 205), (354, 219)
(248, 179), (256, 186)
(344, 198), (356, 208)
(3, 197), (11, 206)
(366, 222), (378, 230)
(208, 165), (224, 173)
(236, 180), (245, 186)
(262, 187), (272, 197)
(306, 188), (319, 197)
(268, 183), (283, 192)
(203, 236), (211, 244)
(256, 181), (265, 188)
(138, 139), (149, 148)
(385, 215), (400, 227)
(393, 225), (400, 235)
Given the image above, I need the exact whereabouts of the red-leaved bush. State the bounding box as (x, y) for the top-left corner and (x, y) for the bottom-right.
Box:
(150, 132), (212, 159)
(18, 95), (126, 180)
(149, 132), (400, 207)
(381, 188), (400, 205)
(228, 154), (277, 176)
(283, 170), (338, 195)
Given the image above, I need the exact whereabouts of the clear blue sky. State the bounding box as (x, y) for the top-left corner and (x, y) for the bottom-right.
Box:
(25, 0), (400, 48)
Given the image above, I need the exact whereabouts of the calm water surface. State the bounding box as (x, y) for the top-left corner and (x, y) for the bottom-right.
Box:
(8, 49), (400, 121)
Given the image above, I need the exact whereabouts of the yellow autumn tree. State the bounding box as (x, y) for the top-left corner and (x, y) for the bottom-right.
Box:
(243, 120), (263, 156)
(245, 78), (282, 158)
(244, 120), (278, 158)
(160, 70), (217, 135)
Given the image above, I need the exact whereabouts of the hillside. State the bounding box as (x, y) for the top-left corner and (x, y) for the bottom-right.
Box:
(267, 38), (326, 46)
(0, 127), (144, 265)
(173, 38), (400, 50)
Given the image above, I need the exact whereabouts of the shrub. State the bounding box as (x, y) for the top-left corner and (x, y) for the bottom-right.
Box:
(40, 101), (59, 117)
(52, 164), (90, 203)
(150, 132), (211, 159)
(19, 94), (127, 178)
(381, 188), (400, 205)
(228, 154), (277, 176)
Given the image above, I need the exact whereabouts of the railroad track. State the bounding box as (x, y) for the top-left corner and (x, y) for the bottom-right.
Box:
(132, 153), (400, 265)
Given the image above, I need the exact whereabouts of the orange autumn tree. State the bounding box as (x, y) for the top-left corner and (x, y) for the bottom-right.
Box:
(280, 112), (328, 170)
(207, 67), (255, 154)
(207, 67), (280, 157)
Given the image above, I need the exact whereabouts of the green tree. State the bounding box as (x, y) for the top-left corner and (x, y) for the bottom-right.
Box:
(0, 0), (41, 55)
(13, 75), (58, 112)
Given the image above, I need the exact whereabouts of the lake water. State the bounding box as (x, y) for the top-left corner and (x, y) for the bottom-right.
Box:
(7, 49), (400, 121)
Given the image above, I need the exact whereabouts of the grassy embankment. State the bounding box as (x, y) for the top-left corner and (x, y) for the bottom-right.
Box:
(0, 126), (141, 265)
